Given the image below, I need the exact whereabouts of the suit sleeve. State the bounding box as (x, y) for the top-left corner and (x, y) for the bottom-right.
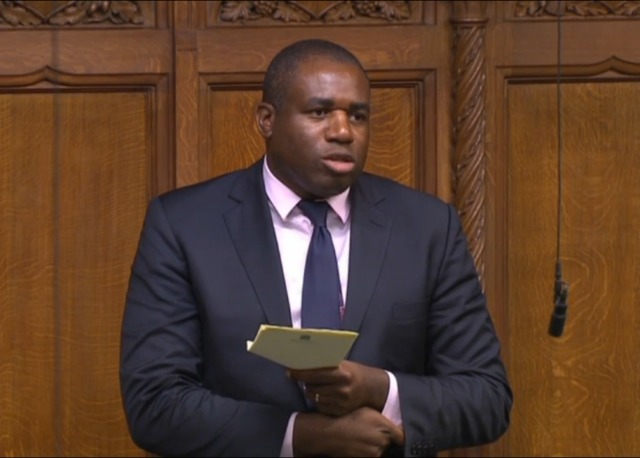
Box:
(395, 204), (513, 455)
(119, 197), (292, 457)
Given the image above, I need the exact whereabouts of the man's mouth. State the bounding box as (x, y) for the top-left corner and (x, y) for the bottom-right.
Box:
(322, 153), (355, 174)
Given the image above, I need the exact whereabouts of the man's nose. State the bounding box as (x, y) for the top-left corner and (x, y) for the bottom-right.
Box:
(325, 111), (354, 144)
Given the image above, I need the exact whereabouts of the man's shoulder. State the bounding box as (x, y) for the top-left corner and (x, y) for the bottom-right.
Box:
(153, 168), (247, 216)
(359, 172), (450, 215)
(359, 173), (462, 249)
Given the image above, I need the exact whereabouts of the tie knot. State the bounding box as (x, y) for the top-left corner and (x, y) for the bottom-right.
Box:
(297, 200), (330, 227)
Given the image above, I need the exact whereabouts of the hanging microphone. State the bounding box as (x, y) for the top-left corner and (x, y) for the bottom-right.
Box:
(549, 260), (569, 337)
(548, 1), (569, 338)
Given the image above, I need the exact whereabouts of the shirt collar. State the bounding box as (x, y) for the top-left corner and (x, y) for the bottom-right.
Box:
(262, 156), (351, 224)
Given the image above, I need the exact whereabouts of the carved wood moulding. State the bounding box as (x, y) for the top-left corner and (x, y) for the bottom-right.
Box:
(0, 1), (146, 27)
(213, 1), (419, 26)
(512, 1), (640, 19)
(450, 1), (488, 288)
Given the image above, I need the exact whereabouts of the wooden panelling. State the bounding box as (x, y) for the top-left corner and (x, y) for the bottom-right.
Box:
(196, 26), (440, 73)
(365, 85), (417, 187)
(0, 93), (57, 457)
(0, 89), (152, 457)
(57, 92), (150, 457)
(0, 4), (171, 452)
(206, 87), (264, 179)
(0, 70), (174, 200)
(3, 1), (640, 457)
(489, 21), (640, 68)
(483, 5), (640, 456)
(175, 45), (199, 188)
(507, 81), (640, 457)
(0, 30), (172, 75)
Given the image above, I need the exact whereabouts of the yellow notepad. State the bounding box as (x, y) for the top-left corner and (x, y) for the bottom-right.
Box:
(246, 324), (359, 370)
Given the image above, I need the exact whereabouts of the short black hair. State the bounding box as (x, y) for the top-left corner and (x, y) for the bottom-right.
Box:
(262, 39), (368, 110)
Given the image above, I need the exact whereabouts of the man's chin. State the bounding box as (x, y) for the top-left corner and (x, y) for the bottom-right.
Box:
(312, 178), (354, 199)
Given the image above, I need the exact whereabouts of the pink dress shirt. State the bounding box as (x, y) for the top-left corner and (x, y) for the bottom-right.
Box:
(260, 159), (403, 457)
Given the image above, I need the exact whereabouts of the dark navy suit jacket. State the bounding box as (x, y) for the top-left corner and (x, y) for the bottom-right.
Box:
(119, 158), (513, 457)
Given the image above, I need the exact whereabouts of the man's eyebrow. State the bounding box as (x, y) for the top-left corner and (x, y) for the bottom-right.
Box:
(307, 98), (370, 112)
(307, 97), (335, 107)
(350, 102), (370, 112)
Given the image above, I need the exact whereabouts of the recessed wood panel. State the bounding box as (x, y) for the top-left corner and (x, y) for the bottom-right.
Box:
(507, 81), (640, 457)
(0, 91), (149, 457)
(0, 93), (57, 457)
(207, 89), (265, 179)
(57, 92), (149, 457)
(367, 86), (415, 187)
(206, 85), (416, 186)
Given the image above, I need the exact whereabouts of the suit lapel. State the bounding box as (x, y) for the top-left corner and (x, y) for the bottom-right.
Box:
(223, 159), (292, 328)
(343, 177), (392, 333)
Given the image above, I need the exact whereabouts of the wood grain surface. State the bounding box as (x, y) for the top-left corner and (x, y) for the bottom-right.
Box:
(507, 81), (640, 457)
(0, 91), (150, 456)
(56, 92), (149, 457)
(0, 93), (58, 457)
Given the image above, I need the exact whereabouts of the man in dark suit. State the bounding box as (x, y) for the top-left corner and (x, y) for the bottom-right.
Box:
(120, 39), (513, 457)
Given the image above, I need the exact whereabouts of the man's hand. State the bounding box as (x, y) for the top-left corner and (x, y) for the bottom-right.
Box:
(288, 361), (390, 417)
(293, 407), (405, 457)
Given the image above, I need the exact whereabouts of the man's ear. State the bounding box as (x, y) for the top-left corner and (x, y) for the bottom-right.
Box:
(256, 102), (276, 139)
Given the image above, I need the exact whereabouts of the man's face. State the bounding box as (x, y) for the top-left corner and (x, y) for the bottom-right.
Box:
(257, 58), (371, 199)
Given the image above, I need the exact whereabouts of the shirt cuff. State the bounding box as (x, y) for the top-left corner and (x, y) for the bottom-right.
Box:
(280, 412), (299, 457)
(382, 371), (403, 427)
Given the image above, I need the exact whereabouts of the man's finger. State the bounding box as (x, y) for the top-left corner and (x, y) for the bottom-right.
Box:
(305, 386), (339, 405)
(389, 424), (405, 446)
(289, 368), (342, 384)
